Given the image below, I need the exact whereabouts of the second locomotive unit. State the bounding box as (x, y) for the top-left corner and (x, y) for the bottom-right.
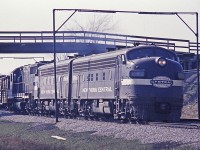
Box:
(1, 45), (184, 122)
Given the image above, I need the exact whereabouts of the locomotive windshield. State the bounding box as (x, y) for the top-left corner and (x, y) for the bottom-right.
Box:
(127, 47), (177, 61)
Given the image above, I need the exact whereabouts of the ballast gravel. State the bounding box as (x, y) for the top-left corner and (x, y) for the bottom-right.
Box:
(0, 110), (200, 149)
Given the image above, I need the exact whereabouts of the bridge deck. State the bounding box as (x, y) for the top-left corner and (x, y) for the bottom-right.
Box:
(0, 31), (197, 54)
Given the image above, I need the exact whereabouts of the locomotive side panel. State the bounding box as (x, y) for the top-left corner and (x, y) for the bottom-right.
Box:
(72, 56), (117, 100)
(39, 74), (55, 99)
(56, 62), (70, 100)
(78, 69), (115, 99)
(71, 59), (89, 100)
(39, 65), (56, 100)
(38, 60), (71, 100)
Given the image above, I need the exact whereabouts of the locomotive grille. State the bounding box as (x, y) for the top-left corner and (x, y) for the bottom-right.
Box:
(41, 66), (68, 76)
(73, 57), (116, 72)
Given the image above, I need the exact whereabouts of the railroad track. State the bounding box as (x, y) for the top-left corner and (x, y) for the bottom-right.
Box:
(148, 119), (200, 129)
(1, 109), (200, 129)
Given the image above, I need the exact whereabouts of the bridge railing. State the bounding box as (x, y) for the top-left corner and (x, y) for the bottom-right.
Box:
(0, 31), (194, 53)
(189, 42), (200, 53)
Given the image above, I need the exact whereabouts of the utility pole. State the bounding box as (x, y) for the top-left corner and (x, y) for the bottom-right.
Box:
(53, 9), (77, 123)
(53, 9), (58, 122)
(196, 13), (199, 119)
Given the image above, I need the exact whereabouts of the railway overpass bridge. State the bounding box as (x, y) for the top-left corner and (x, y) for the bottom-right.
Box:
(0, 31), (199, 69)
(0, 31), (197, 54)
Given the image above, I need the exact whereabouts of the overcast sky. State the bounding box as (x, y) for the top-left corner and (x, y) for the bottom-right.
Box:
(0, 0), (199, 74)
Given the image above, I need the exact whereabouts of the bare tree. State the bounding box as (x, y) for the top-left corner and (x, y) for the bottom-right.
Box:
(47, 14), (118, 61)
(65, 14), (118, 44)
(70, 14), (117, 33)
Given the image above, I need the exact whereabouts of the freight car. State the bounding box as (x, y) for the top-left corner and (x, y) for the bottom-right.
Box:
(0, 45), (184, 122)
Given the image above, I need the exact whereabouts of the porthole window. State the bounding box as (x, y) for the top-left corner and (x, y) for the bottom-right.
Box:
(103, 72), (105, 80)
(96, 73), (98, 81)
(91, 74), (93, 81)
(10, 74), (12, 82)
(87, 74), (90, 81)
(109, 70), (112, 80)
(49, 77), (51, 85)
(64, 76), (67, 82)
(82, 74), (85, 82)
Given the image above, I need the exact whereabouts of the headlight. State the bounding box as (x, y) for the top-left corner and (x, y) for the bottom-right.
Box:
(156, 57), (167, 67)
(129, 70), (145, 78)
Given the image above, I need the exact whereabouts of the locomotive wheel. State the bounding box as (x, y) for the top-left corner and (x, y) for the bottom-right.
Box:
(93, 115), (99, 121)
(84, 116), (88, 120)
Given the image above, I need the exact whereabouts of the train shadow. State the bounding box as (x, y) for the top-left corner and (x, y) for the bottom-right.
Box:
(149, 141), (196, 149)
(0, 110), (16, 117)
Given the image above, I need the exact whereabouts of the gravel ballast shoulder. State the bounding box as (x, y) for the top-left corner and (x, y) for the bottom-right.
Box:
(0, 110), (200, 148)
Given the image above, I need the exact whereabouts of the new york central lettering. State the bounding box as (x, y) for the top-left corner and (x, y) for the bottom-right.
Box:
(82, 87), (112, 93)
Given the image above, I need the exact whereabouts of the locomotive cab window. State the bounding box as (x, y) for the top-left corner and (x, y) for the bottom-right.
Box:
(8, 77), (10, 89)
(121, 54), (126, 64)
(30, 66), (37, 74)
(127, 47), (178, 61)
(13, 74), (17, 82)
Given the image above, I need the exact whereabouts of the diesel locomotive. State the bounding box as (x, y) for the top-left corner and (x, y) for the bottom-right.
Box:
(0, 45), (184, 122)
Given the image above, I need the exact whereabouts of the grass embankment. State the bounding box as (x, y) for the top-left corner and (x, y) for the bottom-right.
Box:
(0, 120), (192, 150)
(0, 120), (146, 150)
(182, 71), (198, 119)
